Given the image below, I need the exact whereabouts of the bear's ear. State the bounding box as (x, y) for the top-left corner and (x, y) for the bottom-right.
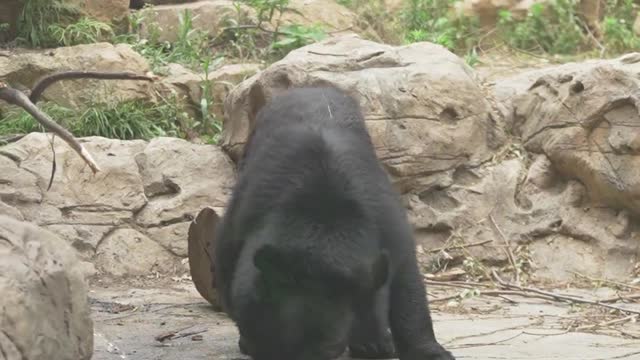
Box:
(253, 245), (291, 284)
(370, 250), (389, 290)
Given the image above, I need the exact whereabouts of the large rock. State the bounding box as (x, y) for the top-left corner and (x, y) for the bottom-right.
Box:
(137, 1), (246, 43)
(423, 52), (640, 281)
(222, 34), (505, 193)
(70, 0), (130, 22)
(504, 53), (640, 215)
(275, 0), (381, 41)
(0, 216), (93, 360)
(0, 43), (154, 109)
(0, 133), (236, 276)
(136, 0), (379, 44)
(159, 62), (263, 120)
(411, 151), (640, 281)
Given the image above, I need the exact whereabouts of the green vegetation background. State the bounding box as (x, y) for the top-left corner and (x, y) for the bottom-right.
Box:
(1, 0), (638, 143)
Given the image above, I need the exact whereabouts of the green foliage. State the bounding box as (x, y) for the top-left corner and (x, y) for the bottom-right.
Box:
(17, 0), (80, 47)
(0, 103), (73, 134)
(401, 0), (480, 53)
(246, 0), (289, 24)
(1, 99), (187, 141)
(117, 8), (213, 71)
(464, 48), (480, 67)
(497, 0), (587, 54)
(601, 0), (640, 54)
(197, 55), (226, 138)
(602, 16), (640, 53)
(49, 17), (114, 46)
(221, 0), (327, 61)
(272, 24), (327, 53)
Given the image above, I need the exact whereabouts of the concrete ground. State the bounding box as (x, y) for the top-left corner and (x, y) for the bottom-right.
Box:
(91, 281), (640, 360)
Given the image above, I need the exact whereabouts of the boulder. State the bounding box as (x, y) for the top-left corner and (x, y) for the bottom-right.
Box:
(137, 1), (247, 43)
(0, 133), (236, 276)
(274, 0), (381, 41)
(221, 34), (505, 194)
(444, 52), (640, 281)
(0, 43), (154, 109)
(159, 62), (262, 120)
(505, 53), (640, 215)
(412, 151), (640, 282)
(70, 0), (130, 23)
(0, 215), (93, 360)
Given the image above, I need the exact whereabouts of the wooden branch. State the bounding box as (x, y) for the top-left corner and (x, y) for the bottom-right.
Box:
(155, 325), (208, 343)
(489, 215), (520, 284)
(570, 271), (640, 291)
(428, 239), (493, 253)
(0, 82), (101, 173)
(492, 270), (640, 316)
(29, 71), (156, 104)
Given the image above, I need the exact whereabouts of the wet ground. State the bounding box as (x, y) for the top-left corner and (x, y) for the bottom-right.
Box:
(90, 280), (640, 360)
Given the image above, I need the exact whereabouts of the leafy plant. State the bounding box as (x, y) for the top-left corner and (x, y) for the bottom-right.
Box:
(464, 48), (480, 67)
(197, 55), (226, 136)
(497, 0), (588, 54)
(601, 0), (640, 54)
(271, 24), (326, 54)
(49, 17), (114, 46)
(118, 8), (212, 71)
(223, 0), (327, 62)
(0, 103), (74, 134)
(17, 0), (80, 47)
(401, 0), (480, 53)
(246, 0), (289, 25)
(1, 99), (187, 141)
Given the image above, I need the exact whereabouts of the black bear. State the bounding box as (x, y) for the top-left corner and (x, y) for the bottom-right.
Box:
(212, 86), (454, 360)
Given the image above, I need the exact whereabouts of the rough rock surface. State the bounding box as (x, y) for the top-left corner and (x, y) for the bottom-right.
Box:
(0, 215), (93, 360)
(137, 1), (247, 43)
(159, 62), (263, 120)
(0, 134), (235, 277)
(275, 0), (381, 41)
(0, 43), (154, 109)
(70, 0), (130, 22)
(222, 34), (505, 194)
(415, 53), (640, 281)
(509, 53), (640, 215)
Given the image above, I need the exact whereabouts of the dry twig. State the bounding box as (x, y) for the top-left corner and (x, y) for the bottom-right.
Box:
(489, 215), (520, 284)
(0, 82), (101, 173)
(492, 270), (640, 316)
(29, 70), (156, 104)
(428, 239), (493, 253)
(570, 271), (640, 291)
(0, 71), (156, 177)
(155, 325), (208, 343)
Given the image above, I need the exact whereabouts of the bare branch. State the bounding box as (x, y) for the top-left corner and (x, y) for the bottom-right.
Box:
(492, 270), (640, 316)
(29, 71), (156, 104)
(489, 215), (520, 284)
(428, 239), (493, 253)
(0, 82), (101, 173)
